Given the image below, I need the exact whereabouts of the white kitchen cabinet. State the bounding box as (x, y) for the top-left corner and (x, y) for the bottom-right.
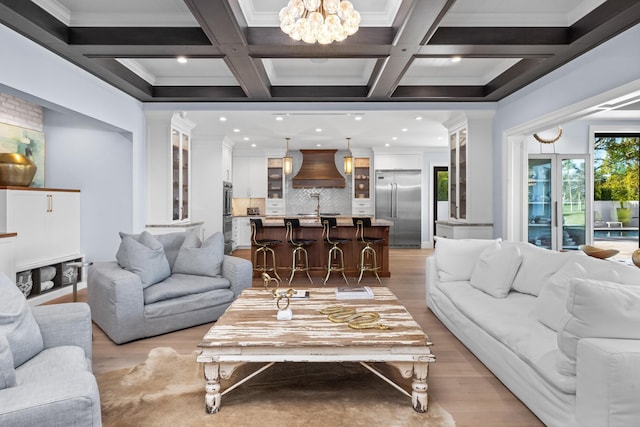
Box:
(171, 123), (191, 221)
(352, 157), (373, 216)
(222, 142), (233, 183)
(233, 217), (251, 248)
(0, 188), (81, 270)
(449, 127), (467, 221)
(233, 156), (267, 198)
(265, 199), (286, 216)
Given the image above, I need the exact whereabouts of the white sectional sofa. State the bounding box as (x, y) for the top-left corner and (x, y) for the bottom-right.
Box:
(426, 237), (640, 427)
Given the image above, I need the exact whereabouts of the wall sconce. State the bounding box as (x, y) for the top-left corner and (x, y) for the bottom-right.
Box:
(283, 137), (293, 175)
(344, 137), (353, 175)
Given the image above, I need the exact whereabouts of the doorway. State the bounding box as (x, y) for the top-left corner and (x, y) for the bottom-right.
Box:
(433, 166), (448, 240)
(593, 133), (640, 256)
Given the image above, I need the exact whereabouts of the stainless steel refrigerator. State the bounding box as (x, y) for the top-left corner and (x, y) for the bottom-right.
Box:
(375, 170), (421, 248)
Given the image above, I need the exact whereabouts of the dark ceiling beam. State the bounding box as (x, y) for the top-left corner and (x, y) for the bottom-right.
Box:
(246, 27), (394, 46)
(0, 0), (67, 42)
(90, 58), (154, 99)
(152, 86), (247, 100)
(392, 85), (485, 99)
(68, 27), (210, 45)
(367, 0), (455, 99)
(429, 27), (569, 45)
(271, 86), (369, 99)
(570, 0), (640, 42)
(416, 44), (561, 57)
(184, 0), (271, 99)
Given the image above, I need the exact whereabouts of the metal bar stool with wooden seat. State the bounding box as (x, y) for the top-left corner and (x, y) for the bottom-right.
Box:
(250, 218), (281, 281)
(321, 216), (350, 285)
(284, 218), (315, 284)
(353, 217), (383, 284)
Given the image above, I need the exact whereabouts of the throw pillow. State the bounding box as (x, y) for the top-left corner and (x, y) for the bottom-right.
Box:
(434, 237), (501, 282)
(469, 244), (522, 298)
(173, 232), (225, 277)
(557, 278), (640, 374)
(0, 334), (17, 390)
(502, 241), (569, 296)
(536, 262), (620, 332)
(0, 273), (44, 368)
(116, 231), (171, 288)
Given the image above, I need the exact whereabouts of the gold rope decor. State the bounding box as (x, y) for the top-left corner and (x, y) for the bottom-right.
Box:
(533, 126), (563, 144)
(319, 305), (390, 330)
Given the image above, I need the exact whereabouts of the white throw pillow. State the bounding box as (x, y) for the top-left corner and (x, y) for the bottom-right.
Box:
(469, 245), (522, 298)
(536, 262), (620, 331)
(557, 278), (640, 375)
(434, 237), (500, 282)
(503, 241), (569, 296)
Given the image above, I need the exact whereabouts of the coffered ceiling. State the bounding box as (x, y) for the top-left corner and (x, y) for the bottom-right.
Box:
(1, 0), (639, 104)
(1, 1), (639, 152)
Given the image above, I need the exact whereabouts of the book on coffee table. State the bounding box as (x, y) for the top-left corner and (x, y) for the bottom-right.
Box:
(335, 286), (374, 300)
(291, 290), (309, 299)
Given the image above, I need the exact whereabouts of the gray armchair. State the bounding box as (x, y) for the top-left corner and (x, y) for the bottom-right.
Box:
(0, 271), (101, 426)
(88, 231), (252, 344)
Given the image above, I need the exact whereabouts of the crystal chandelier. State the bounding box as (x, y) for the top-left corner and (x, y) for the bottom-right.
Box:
(279, 0), (361, 45)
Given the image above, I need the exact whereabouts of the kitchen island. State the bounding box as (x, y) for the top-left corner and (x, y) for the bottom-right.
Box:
(251, 217), (392, 280)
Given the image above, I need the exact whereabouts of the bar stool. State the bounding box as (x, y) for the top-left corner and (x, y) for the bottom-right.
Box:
(284, 218), (315, 284)
(321, 217), (350, 285)
(353, 217), (383, 284)
(250, 218), (281, 281)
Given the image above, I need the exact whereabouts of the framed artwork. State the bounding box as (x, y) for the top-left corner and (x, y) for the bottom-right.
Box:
(0, 122), (45, 187)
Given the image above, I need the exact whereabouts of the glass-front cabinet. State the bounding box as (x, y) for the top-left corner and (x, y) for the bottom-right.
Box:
(449, 127), (467, 220)
(171, 126), (190, 221)
(267, 158), (283, 199)
(528, 154), (590, 250)
(354, 158), (370, 199)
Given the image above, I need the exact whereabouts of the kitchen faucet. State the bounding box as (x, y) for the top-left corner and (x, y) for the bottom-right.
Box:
(310, 192), (320, 219)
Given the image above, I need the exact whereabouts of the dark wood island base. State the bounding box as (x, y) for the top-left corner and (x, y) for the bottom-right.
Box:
(250, 218), (392, 280)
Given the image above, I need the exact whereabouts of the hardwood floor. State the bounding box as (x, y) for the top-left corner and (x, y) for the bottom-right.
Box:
(50, 248), (543, 427)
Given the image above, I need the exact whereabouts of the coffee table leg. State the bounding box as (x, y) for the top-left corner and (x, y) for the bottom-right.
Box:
(204, 363), (221, 413)
(411, 362), (429, 413)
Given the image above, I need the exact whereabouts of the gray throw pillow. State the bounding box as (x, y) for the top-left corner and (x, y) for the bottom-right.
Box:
(173, 232), (224, 277)
(0, 334), (17, 389)
(116, 231), (171, 288)
(0, 273), (44, 368)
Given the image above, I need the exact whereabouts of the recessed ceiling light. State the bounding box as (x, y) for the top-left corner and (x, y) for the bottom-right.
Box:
(177, 56), (187, 64)
(233, 128), (240, 132)
(316, 143), (322, 147)
(415, 116), (423, 121)
(219, 116), (227, 122)
(316, 128), (322, 132)
(275, 116), (284, 121)
(392, 137), (397, 141)
(451, 56), (462, 63)
(251, 143), (256, 147)
(402, 128), (408, 132)
(385, 143), (390, 147)
(354, 116), (362, 121)
(243, 137), (249, 141)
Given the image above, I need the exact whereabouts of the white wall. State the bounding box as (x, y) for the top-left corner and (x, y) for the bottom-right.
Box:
(44, 110), (133, 261)
(0, 23), (146, 238)
(493, 23), (640, 238)
(191, 131), (224, 238)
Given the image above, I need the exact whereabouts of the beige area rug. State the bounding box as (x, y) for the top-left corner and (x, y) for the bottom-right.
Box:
(97, 347), (456, 427)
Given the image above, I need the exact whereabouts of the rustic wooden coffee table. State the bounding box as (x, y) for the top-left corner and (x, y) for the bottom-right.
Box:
(197, 287), (434, 414)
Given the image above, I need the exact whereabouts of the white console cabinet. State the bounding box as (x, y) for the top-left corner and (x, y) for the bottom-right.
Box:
(0, 188), (81, 270)
(0, 188), (83, 304)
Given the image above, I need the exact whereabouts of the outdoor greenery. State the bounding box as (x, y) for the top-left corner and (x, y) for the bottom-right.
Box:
(594, 136), (640, 205)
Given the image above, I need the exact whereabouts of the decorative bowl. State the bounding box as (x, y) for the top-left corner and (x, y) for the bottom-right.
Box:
(578, 244), (619, 259)
(0, 153), (37, 186)
(632, 249), (640, 268)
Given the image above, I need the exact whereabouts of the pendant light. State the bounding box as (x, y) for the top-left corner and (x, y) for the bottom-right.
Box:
(283, 137), (293, 175)
(343, 137), (353, 175)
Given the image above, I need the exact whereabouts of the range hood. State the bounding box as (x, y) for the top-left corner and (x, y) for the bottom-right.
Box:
(292, 149), (346, 188)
